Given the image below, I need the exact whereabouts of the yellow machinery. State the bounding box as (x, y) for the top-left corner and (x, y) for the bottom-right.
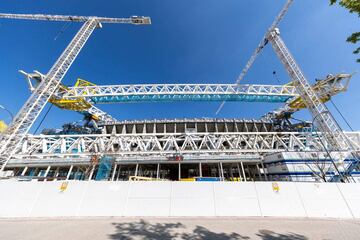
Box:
(180, 178), (196, 182)
(287, 74), (350, 110)
(48, 78), (95, 112)
(129, 176), (156, 181)
(265, 73), (352, 121)
(0, 121), (7, 133)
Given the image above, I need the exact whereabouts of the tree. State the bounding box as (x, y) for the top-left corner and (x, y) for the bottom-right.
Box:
(330, 0), (360, 62)
(305, 153), (332, 182)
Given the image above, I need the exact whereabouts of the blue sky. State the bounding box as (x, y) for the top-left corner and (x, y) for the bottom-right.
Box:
(0, 0), (359, 132)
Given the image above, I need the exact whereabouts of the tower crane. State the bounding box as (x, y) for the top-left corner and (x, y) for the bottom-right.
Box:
(217, 0), (359, 181)
(0, 13), (151, 171)
(267, 28), (359, 181)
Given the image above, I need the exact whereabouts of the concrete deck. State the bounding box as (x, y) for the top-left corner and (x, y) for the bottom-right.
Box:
(0, 217), (359, 240)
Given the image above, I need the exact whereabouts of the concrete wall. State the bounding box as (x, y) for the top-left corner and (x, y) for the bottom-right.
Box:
(0, 180), (358, 219)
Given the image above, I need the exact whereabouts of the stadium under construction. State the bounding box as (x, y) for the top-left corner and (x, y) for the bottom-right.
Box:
(1, 0), (360, 185)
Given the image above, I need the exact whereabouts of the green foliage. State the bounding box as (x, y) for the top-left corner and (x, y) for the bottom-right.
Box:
(347, 32), (360, 44)
(330, 0), (360, 62)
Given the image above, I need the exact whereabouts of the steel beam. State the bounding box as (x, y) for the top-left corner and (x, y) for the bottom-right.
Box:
(57, 84), (298, 104)
(8, 132), (360, 167)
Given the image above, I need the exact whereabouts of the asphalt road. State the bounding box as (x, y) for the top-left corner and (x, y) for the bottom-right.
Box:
(0, 217), (359, 240)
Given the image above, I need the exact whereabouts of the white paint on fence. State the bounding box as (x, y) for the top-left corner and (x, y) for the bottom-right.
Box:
(0, 180), (359, 219)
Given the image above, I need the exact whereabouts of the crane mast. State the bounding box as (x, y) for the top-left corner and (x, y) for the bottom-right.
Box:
(217, 0), (358, 181)
(0, 7), (358, 181)
(0, 14), (151, 170)
(267, 28), (357, 179)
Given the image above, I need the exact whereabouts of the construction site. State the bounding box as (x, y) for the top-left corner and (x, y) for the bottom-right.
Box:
(0, 0), (360, 229)
(0, 0), (360, 240)
(0, 0), (360, 225)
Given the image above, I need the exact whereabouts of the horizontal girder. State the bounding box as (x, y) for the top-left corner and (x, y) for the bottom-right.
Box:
(9, 132), (360, 165)
(7, 154), (262, 167)
(0, 13), (151, 25)
(57, 84), (298, 104)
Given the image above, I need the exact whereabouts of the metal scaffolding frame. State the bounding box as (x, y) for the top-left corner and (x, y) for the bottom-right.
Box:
(0, 4), (359, 182)
(9, 132), (360, 162)
(57, 83), (298, 104)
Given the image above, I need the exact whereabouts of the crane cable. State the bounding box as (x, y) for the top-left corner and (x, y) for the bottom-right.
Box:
(54, 22), (72, 41)
(215, 0), (294, 115)
(33, 21), (72, 133)
(329, 99), (354, 131)
(329, 98), (359, 179)
(34, 104), (54, 134)
(34, 21), (72, 133)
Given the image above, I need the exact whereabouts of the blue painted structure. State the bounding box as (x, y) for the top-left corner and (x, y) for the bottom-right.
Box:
(95, 156), (114, 181)
(89, 94), (293, 104)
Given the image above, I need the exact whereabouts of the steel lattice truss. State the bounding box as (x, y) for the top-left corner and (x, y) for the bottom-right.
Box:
(268, 30), (353, 154)
(0, 13), (151, 24)
(57, 84), (298, 104)
(0, 19), (99, 169)
(262, 73), (352, 121)
(10, 132), (360, 164)
(19, 70), (117, 123)
(0, 13), (151, 169)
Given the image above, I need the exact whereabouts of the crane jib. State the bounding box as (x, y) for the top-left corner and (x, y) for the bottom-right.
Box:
(0, 13), (151, 25)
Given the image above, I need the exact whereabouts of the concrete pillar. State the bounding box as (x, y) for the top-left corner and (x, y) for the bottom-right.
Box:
(134, 164), (139, 177)
(34, 168), (40, 177)
(21, 167), (28, 176)
(89, 165), (95, 180)
(261, 162), (268, 181)
(116, 165), (121, 181)
(240, 162), (246, 182)
(220, 162), (224, 181)
(54, 167), (60, 181)
(256, 164), (262, 181)
(156, 163), (160, 179)
(199, 162), (202, 177)
(44, 166), (51, 180)
(178, 162), (181, 180)
(66, 165), (73, 180)
(111, 164), (117, 181)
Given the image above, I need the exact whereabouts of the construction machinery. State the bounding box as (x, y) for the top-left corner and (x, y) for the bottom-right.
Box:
(20, 71), (351, 137)
(0, 121), (7, 133)
(0, 1), (359, 183)
(262, 73), (352, 122)
(0, 13), (151, 171)
(215, 0), (359, 181)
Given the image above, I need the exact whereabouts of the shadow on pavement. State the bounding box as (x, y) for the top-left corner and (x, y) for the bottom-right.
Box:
(257, 229), (308, 240)
(109, 220), (308, 240)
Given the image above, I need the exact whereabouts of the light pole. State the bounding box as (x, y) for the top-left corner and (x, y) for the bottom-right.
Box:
(0, 105), (14, 122)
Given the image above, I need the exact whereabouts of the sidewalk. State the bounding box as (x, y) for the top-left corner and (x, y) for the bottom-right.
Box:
(1, 217), (359, 240)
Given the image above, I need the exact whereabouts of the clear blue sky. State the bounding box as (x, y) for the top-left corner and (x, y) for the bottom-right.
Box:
(0, 0), (359, 132)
